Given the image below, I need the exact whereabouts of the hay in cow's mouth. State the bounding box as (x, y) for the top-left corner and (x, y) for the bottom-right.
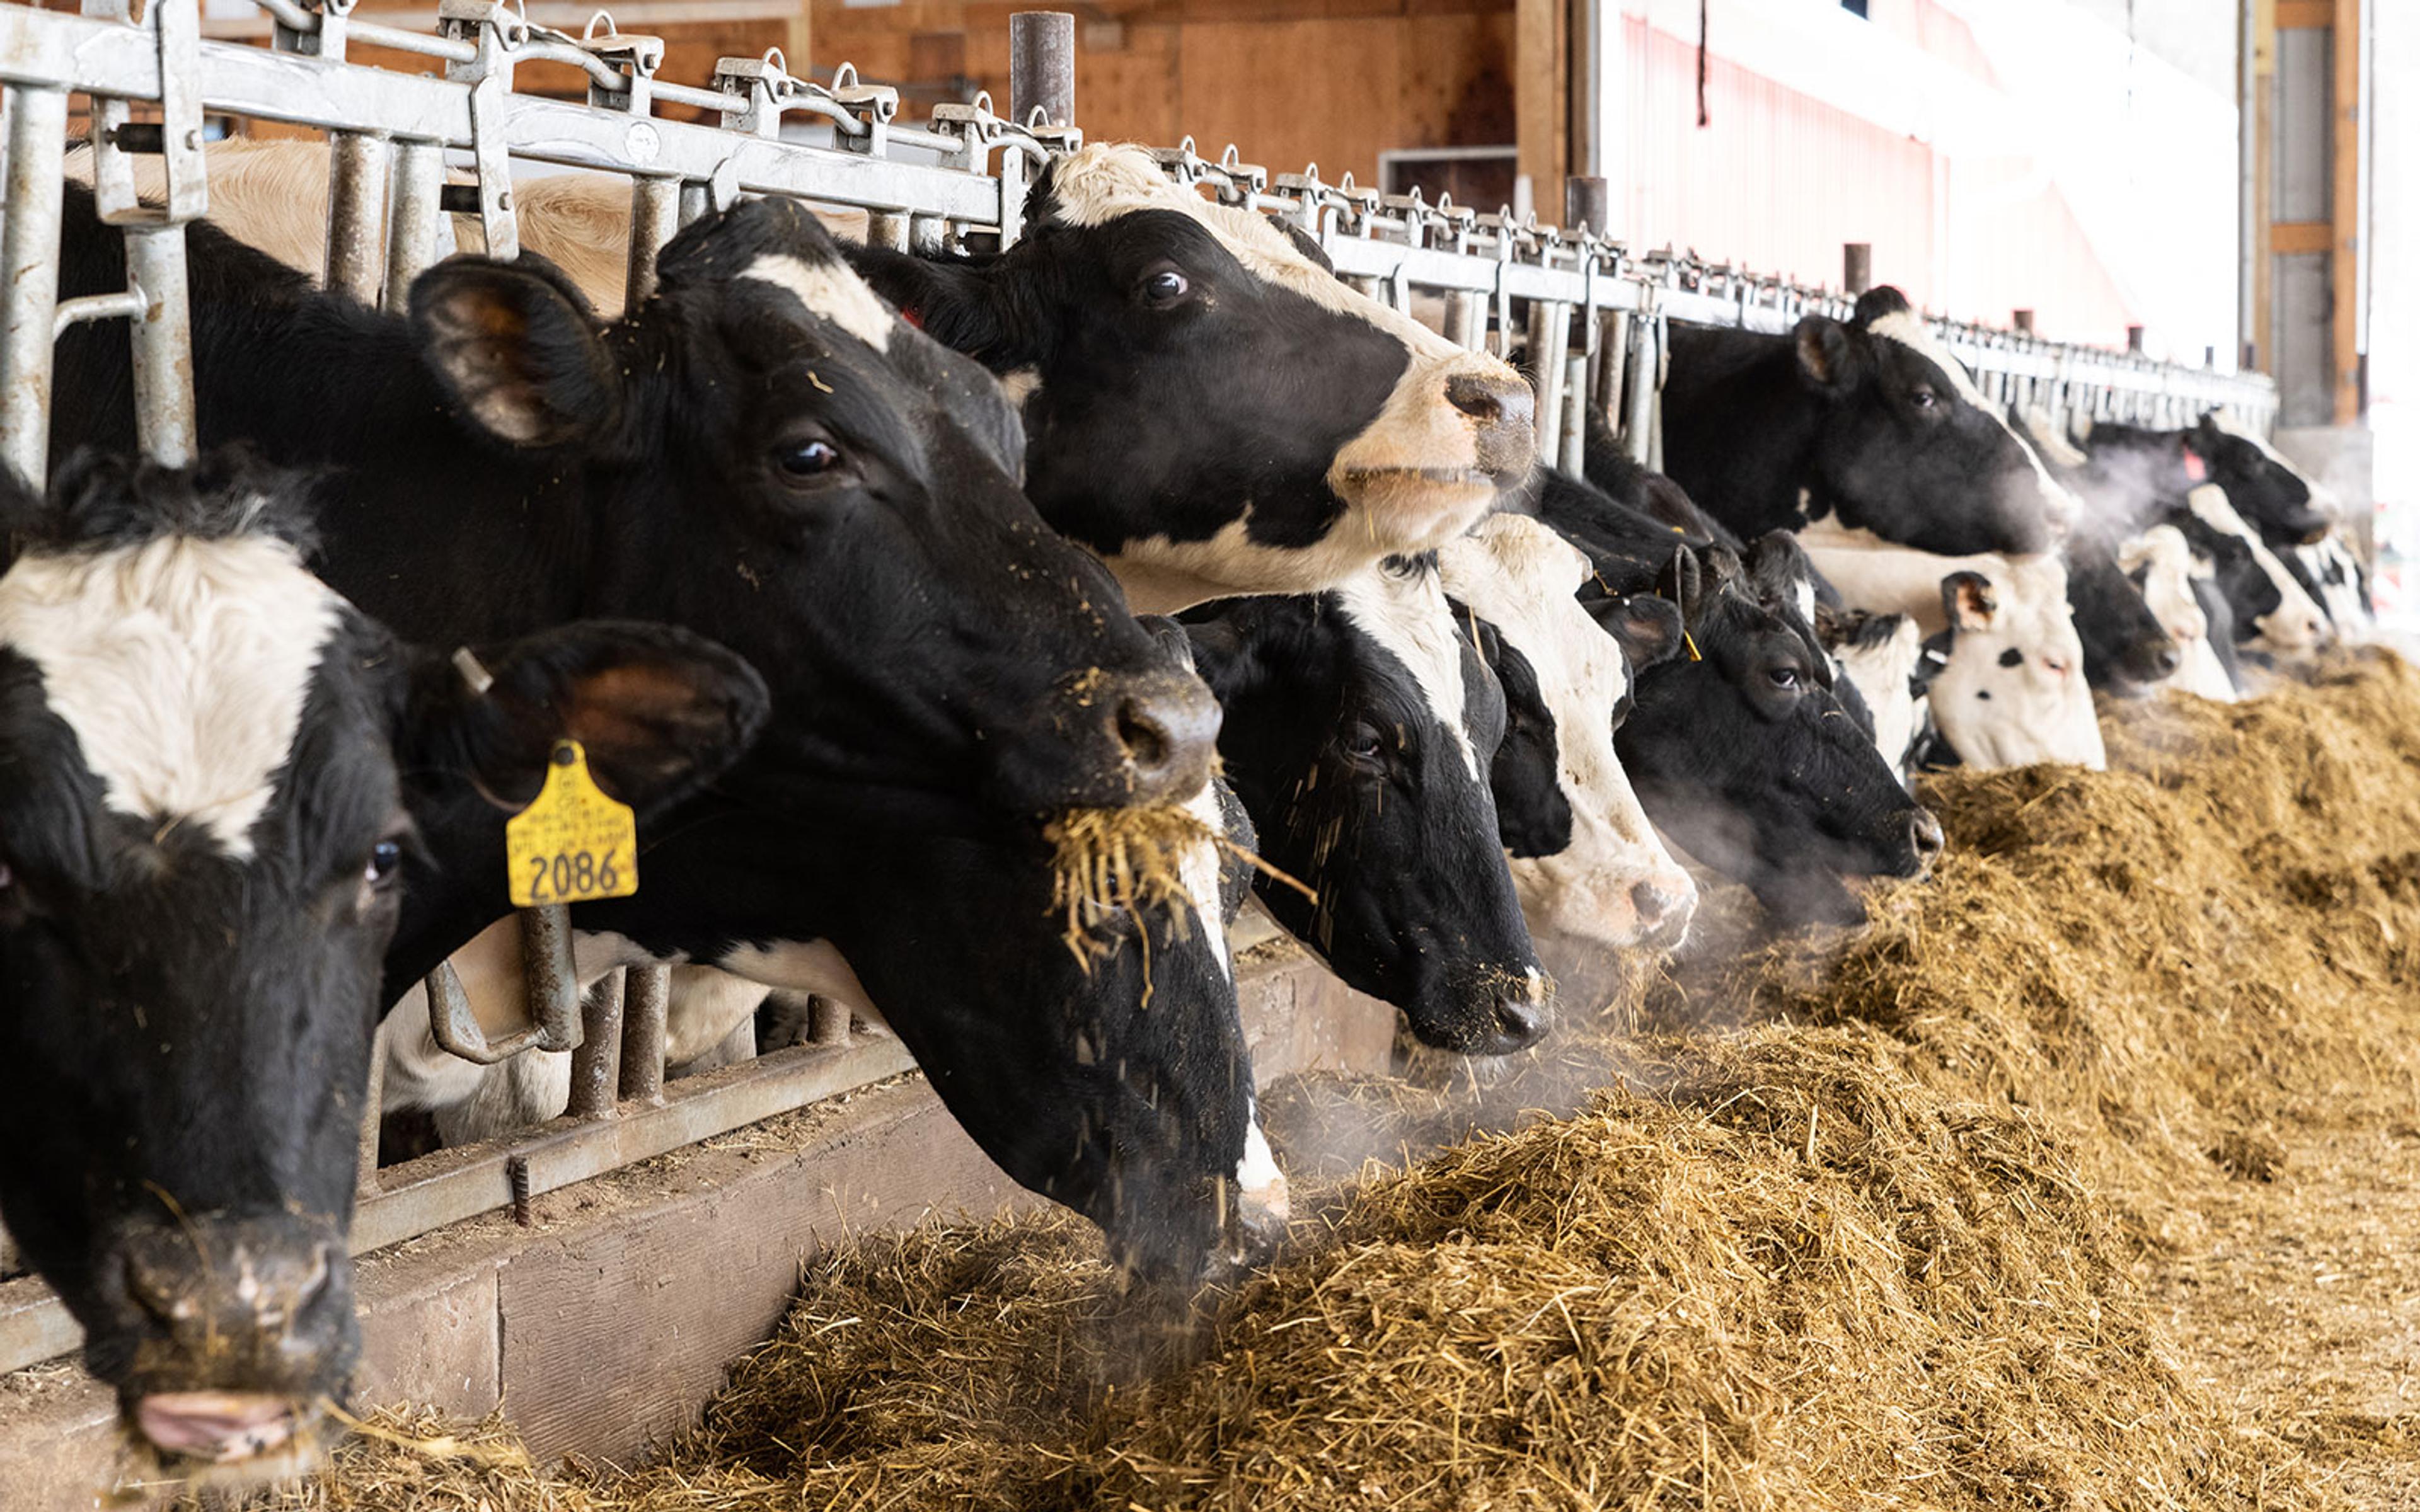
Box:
(1044, 803), (1310, 984)
(250, 651), (2420, 1512)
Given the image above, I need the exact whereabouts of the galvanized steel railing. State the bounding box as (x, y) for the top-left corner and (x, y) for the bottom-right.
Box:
(0, 0), (2277, 1375)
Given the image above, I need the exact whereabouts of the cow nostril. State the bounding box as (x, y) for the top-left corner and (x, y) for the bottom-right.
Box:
(1908, 808), (1946, 863)
(2151, 643), (2181, 677)
(1115, 698), (1171, 774)
(1492, 994), (1548, 1050)
(1446, 372), (1507, 423)
(1630, 879), (1668, 925)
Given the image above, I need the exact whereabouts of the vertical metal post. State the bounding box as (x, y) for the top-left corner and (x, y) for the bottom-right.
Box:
(1564, 176), (1609, 237)
(2127, 325), (2146, 353)
(0, 86), (70, 484)
(1843, 243), (1872, 296)
(1622, 311), (1657, 465)
(1560, 349), (1587, 473)
(355, 1036), (386, 1197)
(626, 176), (681, 311)
(865, 212), (911, 253)
(122, 227), (197, 467)
(909, 214), (947, 256)
(1009, 11), (1076, 128)
(385, 140), (445, 311)
(1526, 300), (1570, 464)
(809, 997), (853, 1046)
(325, 131), (391, 304)
(619, 964), (670, 1106)
(567, 971), (625, 1120)
(1596, 309), (1630, 432)
(2012, 309), (2035, 335)
(677, 181), (710, 229)
(1441, 290), (1480, 352)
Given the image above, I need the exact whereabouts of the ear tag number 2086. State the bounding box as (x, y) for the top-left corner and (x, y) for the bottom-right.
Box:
(506, 740), (640, 908)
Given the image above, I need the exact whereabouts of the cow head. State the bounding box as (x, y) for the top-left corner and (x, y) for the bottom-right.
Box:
(408, 193), (1218, 823)
(2189, 413), (2332, 547)
(2065, 529), (2179, 696)
(1926, 561), (2106, 770)
(1613, 535), (1942, 926)
(843, 145), (1536, 612)
(1794, 289), (2071, 556)
(1183, 561), (1550, 1054)
(0, 450), (764, 1469)
(2179, 486), (2330, 652)
(2120, 525), (2238, 702)
(1437, 513), (1697, 958)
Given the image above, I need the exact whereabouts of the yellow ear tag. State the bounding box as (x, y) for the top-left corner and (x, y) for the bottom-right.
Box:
(506, 740), (640, 907)
(1683, 630), (1703, 663)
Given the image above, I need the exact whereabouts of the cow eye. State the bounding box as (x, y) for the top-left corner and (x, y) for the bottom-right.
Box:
(1910, 387), (1939, 410)
(364, 840), (403, 888)
(773, 438), (844, 479)
(1139, 265), (1190, 308)
(1767, 666), (1801, 690)
(1344, 723), (1385, 760)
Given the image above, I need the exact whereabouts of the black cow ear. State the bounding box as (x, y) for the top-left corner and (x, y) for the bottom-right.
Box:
(1654, 542), (1704, 626)
(1136, 614), (1200, 677)
(406, 622), (770, 817)
(1793, 314), (1862, 394)
(1176, 616), (1253, 700)
(1599, 593), (1685, 670)
(843, 243), (1034, 369)
(0, 461), (42, 544)
(1745, 530), (1813, 609)
(1942, 571), (1998, 634)
(412, 258), (619, 450)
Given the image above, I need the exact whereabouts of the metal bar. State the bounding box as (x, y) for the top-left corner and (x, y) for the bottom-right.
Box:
(626, 175), (680, 310)
(357, 1031), (386, 1198)
(865, 210), (910, 252)
(1564, 175), (1608, 238)
(1009, 11), (1075, 129)
(567, 971), (625, 1120)
(384, 139), (445, 310)
(1594, 309), (1628, 432)
(1622, 310), (1657, 465)
(1526, 299), (1569, 463)
(325, 130), (391, 303)
(518, 905), (584, 1053)
(619, 964), (670, 1105)
(809, 996), (853, 1046)
(0, 84), (69, 484)
(1843, 243), (1872, 295)
(1559, 349), (1587, 474)
(124, 226), (198, 467)
(52, 289), (146, 338)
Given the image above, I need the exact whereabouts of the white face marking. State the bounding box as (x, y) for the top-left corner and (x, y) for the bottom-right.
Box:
(1177, 777), (1232, 982)
(1107, 503), (1485, 615)
(1864, 310), (2079, 528)
(2119, 525), (2210, 651)
(1236, 1102), (1287, 1217)
(1331, 562), (1480, 782)
(994, 365), (1043, 408)
(2185, 484), (2331, 650)
(1828, 614), (1925, 783)
(1435, 514), (1693, 949)
(0, 533), (343, 860)
(737, 252), (896, 353)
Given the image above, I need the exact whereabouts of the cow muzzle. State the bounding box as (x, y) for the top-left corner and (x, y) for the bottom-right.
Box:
(1000, 665), (1221, 812)
(1328, 353), (1535, 555)
(98, 1213), (354, 1464)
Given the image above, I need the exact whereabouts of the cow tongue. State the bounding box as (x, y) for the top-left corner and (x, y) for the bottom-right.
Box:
(136, 1390), (299, 1462)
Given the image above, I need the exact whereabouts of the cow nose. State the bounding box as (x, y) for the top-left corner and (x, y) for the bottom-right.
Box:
(122, 1224), (338, 1341)
(1111, 676), (1219, 806)
(1446, 370), (1523, 424)
(1630, 876), (1699, 944)
(1445, 369), (1537, 476)
(1907, 808), (1947, 869)
(1488, 992), (1550, 1053)
(2149, 641), (2182, 678)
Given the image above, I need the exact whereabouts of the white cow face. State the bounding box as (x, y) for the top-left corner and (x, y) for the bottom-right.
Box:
(1822, 608), (1928, 782)
(1438, 513), (1697, 955)
(1928, 560), (2106, 770)
(2186, 484), (2331, 653)
(2120, 525), (2235, 702)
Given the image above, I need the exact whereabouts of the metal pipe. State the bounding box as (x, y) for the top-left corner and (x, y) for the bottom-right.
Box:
(1564, 175), (1609, 238)
(626, 175), (680, 309)
(1596, 309), (1630, 432)
(1008, 11), (1075, 128)
(2012, 309), (2035, 335)
(0, 85), (70, 485)
(1526, 299), (1569, 462)
(1843, 243), (1872, 295)
(677, 180), (710, 229)
(384, 139), (445, 310)
(1622, 312), (1657, 464)
(355, 1034), (386, 1198)
(809, 996), (853, 1046)
(1559, 349), (1587, 473)
(52, 289), (147, 338)
(124, 226), (198, 467)
(567, 971), (625, 1120)
(909, 213), (946, 256)
(619, 963), (670, 1105)
(518, 905), (585, 1053)
(865, 210), (911, 252)
(325, 130), (391, 304)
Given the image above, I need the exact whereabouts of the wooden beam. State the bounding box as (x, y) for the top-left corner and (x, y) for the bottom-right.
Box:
(2274, 0), (2331, 29)
(1516, 0), (1564, 208)
(2331, 0), (2360, 421)
(2270, 219), (2332, 255)
(2250, 0), (2275, 374)
(786, 0), (810, 80)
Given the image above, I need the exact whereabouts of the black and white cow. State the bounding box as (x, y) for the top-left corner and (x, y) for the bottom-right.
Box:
(1435, 512), (1698, 957)
(2064, 528), (2181, 696)
(0, 449), (766, 1468)
(1181, 562), (1550, 1053)
(1816, 607), (1931, 782)
(1655, 287), (2073, 557)
(844, 144), (1539, 611)
(2118, 524), (2237, 701)
(51, 186), (1272, 1281)
(1528, 470), (1941, 925)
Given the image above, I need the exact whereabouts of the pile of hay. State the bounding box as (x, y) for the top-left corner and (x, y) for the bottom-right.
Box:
(229, 655), (2420, 1512)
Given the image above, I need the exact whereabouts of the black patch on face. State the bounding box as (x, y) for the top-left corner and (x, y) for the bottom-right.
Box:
(1998, 647), (2024, 668)
(2063, 529), (2177, 694)
(2170, 509), (2281, 641)
(1460, 612), (1574, 859)
(1181, 587), (1542, 1052)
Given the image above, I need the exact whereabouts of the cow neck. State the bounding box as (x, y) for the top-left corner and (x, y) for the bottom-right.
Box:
(1657, 329), (1828, 538)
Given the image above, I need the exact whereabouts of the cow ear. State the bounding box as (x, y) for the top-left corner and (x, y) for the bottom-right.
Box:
(843, 243), (1035, 369)
(1745, 530), (1813, 610)
(1175, 616), (1255, 702)
(1793, 315), (1862, 394)
(412, 258), (619, 450)
(1136, 614), (1200, 677)
(406, 622), (771, 818)
(1596, 593), (1686, 670)
(1654, 542), (1704, 626)
(1942, 571), (1998, 634)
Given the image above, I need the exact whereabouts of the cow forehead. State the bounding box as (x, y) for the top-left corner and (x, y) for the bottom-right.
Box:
(1042, 146), (1466, 362)
(0, 534), (344, 861)
(1332, 564), (1481, 781)
(1865, 309), (2078, 516)
(737, 253), (895, 352)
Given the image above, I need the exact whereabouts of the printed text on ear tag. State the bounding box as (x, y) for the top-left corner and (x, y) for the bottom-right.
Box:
(506, 740), (640, 907)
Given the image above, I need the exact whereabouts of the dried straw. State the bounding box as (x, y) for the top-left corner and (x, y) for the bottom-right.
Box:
(222, 651), (2420, 1512)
